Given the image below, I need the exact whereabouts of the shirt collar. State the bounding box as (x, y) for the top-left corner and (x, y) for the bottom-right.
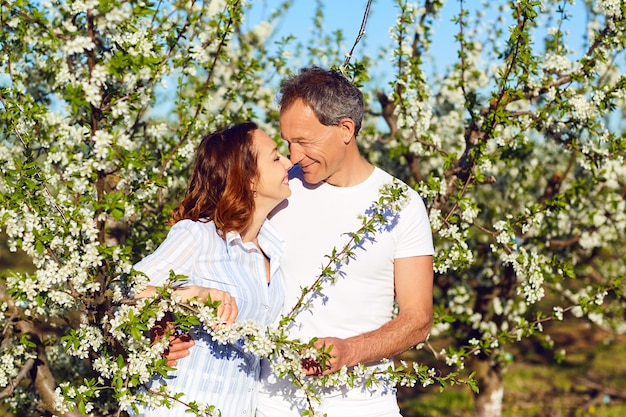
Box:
(224, 219), (285, 260)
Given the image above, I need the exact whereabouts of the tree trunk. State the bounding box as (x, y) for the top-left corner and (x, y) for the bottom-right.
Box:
(472, 357), (504, 417)
(15, 320), (83, 417)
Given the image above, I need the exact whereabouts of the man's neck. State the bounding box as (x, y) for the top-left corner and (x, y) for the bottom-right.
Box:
(324, 156), (374, 187)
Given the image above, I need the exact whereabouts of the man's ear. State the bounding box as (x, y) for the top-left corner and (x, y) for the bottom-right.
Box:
(338, 118), (356, 144)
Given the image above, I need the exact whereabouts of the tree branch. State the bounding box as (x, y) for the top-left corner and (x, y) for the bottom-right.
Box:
(0, 358), (35, 400)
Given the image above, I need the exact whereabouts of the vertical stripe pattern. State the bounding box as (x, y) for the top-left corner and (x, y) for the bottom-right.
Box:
(132, 219), (285, 417)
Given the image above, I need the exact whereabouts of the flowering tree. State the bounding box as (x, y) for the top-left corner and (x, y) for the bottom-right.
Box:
(1, 1), (625, 417)
(0, 0), (286, 415)
(364, 1), (626, 416)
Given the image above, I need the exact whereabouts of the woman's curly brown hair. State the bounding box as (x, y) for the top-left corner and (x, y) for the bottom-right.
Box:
(171, 122), (259, 235)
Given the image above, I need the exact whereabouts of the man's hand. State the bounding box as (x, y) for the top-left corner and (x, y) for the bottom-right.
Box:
(302, 337), (357, 376)
(164, 333), (195, 367)
(150, 313), (195, 367)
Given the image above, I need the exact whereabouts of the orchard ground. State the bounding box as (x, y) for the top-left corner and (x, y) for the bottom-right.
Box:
(398, 319), (626, 417)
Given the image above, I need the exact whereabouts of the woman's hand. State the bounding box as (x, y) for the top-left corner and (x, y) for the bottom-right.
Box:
(137, 285), (238, 367)
(175, 285), (238, 324)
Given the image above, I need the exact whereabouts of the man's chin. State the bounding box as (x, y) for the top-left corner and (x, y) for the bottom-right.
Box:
(302, 172), (324, 185)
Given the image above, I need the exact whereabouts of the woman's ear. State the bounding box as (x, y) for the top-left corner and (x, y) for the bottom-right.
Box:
(339, 118), (356, 144)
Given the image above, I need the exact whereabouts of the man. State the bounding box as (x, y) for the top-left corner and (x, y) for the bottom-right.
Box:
(167, 67), (433, 416)
(256, 67), (433, 416)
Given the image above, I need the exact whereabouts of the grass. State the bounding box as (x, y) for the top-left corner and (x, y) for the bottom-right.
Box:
(398, 321), (626, 417)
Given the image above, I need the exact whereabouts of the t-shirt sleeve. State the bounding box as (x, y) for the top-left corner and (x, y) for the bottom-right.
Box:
(394, 189), (434, 259)
(133, 220), (204, 285)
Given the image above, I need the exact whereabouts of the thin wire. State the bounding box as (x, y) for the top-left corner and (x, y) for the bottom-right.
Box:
(343, 0), (373, 68)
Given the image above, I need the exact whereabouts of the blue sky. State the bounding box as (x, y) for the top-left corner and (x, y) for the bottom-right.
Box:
(245, 0), (591, 86)
(246, 0), (459, 83)
(247, 0), (404, 56)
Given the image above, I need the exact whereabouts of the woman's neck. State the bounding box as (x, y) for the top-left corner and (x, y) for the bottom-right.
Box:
(240, 210), (267, 244)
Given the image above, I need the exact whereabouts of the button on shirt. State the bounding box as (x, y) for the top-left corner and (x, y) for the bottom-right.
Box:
(132, 219), (285, 417)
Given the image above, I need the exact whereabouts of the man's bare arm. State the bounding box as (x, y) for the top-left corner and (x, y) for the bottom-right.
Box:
(307, 255), (433, 375)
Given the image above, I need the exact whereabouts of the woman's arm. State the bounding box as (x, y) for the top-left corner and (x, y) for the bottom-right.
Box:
(135, 284), (239, 324)
(136, 285), (238, 367)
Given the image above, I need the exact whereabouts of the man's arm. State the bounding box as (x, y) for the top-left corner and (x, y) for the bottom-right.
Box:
(165, 256), (433, 371)
(308, 255), (433, 375)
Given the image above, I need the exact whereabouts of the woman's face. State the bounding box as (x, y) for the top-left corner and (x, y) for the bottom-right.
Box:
(252, 129), (292, 210)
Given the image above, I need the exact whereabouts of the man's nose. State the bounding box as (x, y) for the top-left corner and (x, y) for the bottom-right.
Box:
(288, 144), (304, 164)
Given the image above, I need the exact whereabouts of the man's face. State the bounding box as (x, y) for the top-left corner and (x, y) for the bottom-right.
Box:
(279, 99), (348, 185)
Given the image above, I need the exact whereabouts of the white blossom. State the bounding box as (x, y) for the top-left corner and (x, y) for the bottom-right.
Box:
(598, 0), (623, 19)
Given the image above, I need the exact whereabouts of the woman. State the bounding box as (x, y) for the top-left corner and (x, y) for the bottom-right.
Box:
(132, 122), (292, 417)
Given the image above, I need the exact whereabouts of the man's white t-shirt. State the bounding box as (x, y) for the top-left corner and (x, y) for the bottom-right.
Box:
(257, 166), (434, 417)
